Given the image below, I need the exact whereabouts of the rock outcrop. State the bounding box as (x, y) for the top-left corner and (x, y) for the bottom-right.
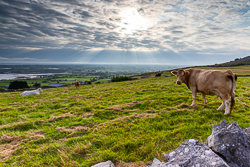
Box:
(91, 121), (250, 167)
(147, 139), (228, 167)
(164, 139), (228, 167)
(206, 120), (250, 167)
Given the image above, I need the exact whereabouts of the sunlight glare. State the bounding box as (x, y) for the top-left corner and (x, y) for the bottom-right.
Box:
(119, 8), (152, 34)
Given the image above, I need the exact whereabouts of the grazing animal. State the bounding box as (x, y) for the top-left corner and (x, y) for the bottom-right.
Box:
(20, 88), (43, 96)
(155, 73), (161, 77)
(171, 69), (237, 115)
(75, 81), (80, 89)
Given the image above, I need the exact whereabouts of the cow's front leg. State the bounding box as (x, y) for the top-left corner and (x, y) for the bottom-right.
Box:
(201, 93), (207, 104)
(190, 87), (197, 106)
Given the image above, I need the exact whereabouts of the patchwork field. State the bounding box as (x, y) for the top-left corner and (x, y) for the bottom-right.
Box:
(0, 67), (250, 166)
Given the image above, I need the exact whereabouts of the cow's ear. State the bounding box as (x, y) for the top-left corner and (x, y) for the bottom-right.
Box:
(171, 71), (177, 75)
(184, 71), (189, 76)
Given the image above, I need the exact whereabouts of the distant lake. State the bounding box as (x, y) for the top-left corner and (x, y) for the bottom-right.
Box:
(46, 68), (59, 70)
(0, 73), (70, 80)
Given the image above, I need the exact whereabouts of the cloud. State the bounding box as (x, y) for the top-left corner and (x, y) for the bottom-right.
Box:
(0, 0), (249, 60)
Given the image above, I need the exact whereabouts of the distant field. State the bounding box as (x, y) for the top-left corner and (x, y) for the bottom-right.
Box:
(0, 66), (249, 166)
(0, 75), (112, 88)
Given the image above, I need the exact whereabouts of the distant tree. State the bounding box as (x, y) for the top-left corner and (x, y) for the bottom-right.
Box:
(8, 80), (30, 89)
(86, 81), (92, 84)
(33, 83), (41, 88)
(111, 76), (132, 82)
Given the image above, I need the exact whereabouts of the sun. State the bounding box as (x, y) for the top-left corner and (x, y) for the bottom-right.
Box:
(118, 8), (151, 34)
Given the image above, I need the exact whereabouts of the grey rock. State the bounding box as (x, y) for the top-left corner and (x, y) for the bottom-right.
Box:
(245, 126), (250, 134)
(147, 158), (168, 167)
(206, 120), (250, 167)
(91, 160), (115, 167)
(158, 139), (228, 167)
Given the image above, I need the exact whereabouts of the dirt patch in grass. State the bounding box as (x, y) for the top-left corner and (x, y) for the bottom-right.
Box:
(176, 103), (193, 108)
(243, 103), (250, 107)
(8, 102), (25, 105)
(140, 89), (148, 92)
(168, 108), (193, 112)
(85, 96), (104, 101)
(48, 112), (74, 122)
(82, 113), (94, 118)
(56, 124), (96, 134)
(44, 98), (61, 102)
(176, 102), (206, 108)
(107, 101), (138, 111)
(124, 109), (140, 112)
(146, 110), (155, 113)
(98, 112), (157, 128)
(209, 101), (222, 105)
(130, 113), (157, 118)
(0, 135), (22, 161)
(69, 95), (88, 99)
(0, 120), (45, 130)
(28, 130), (45, 139)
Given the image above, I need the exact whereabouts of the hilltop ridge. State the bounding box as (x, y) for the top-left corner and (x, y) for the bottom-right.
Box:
(207, 55), (250, 67)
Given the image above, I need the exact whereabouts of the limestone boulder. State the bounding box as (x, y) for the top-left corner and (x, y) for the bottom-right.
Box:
(206, 120), (250, 167)
(148, 139), (228, 167)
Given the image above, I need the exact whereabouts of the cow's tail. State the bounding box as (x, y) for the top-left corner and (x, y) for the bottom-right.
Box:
(229, 73), (237, 114)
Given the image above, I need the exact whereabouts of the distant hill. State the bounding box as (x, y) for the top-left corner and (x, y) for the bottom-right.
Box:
(208, 55), (250, 67)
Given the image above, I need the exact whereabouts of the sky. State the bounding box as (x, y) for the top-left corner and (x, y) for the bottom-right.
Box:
(0, 0), (250, 65)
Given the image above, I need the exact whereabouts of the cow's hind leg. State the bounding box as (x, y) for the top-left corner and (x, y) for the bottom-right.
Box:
(217, 101), (225, 111)
(202, 93), (207, 104)
(224, 100), (231, 115)
(221, 94), (231, 115)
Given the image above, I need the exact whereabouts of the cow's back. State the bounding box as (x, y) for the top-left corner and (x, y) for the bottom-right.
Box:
(188, 69), (233, 95)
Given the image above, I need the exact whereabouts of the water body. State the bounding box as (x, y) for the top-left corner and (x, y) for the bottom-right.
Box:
(0, 73), (70, 80)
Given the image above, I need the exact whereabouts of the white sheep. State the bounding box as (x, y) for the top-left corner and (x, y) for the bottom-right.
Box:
(20, 88), (43, 96)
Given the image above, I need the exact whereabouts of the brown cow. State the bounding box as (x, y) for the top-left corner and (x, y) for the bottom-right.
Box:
(171, 69), (237, 115)
(75, 81), (80, 89)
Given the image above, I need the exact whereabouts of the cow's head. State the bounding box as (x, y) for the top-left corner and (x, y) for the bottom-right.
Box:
(171, 69), (189, 85)
(38, 88), (43, 93)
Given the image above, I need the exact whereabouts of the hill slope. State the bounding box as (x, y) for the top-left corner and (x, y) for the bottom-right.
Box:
(0, 67), (250, 166)
(209, 55), (250, 67)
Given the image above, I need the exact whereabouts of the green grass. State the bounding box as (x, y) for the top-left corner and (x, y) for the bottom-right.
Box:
(0, 67), (250, 166)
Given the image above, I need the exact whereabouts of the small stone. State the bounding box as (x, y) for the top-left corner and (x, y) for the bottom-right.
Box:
(91, 160), (115, 167)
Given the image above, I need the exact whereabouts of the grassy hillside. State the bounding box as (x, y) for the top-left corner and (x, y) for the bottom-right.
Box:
(0, 67), (250, 166)
(207, 55), (250, 67)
